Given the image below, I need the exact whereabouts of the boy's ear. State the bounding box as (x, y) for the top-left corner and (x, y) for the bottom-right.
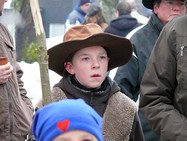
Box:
(153, 3), (159, 13)
(64, 62), (75, 75)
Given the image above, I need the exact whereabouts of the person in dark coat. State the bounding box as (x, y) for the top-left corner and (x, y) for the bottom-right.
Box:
(104, 1), (142, 37)
(140, 14), (187, 141)
(114, 0), (186, 140)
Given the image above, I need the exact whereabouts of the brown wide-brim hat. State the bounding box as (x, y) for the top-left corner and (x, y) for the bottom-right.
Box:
(142, 0), (154, 9)
(47, 23), (132, 76)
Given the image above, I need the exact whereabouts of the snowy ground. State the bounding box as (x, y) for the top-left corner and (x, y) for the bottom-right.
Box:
(19, 61), (61, 107)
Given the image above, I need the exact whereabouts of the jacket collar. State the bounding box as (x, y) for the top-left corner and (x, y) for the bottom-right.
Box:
(54, 75), (120, 116)
(149, 13), (164, 35)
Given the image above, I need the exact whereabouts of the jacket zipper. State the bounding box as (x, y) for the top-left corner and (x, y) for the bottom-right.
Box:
(90, 93), (94, 106)
(6, 83), (13, 141)
(180, 46), (187, 56)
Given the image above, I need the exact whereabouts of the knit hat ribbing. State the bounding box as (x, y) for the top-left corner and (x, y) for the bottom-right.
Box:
(79, 0), (92, 6)
(32, 99), (103, 141)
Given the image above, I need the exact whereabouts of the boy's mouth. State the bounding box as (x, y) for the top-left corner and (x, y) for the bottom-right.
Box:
(91, 74), (100, 77)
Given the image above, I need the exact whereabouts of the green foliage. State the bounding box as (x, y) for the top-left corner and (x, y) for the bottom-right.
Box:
(12, 0), (23, 11)
(22, 41), (38, 63)
(100, 0), (117, 7)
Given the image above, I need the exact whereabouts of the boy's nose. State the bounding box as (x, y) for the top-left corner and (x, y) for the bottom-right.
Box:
(92, 59), (100, 69)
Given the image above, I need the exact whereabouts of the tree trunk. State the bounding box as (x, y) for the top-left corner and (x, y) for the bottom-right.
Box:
(100, 0), (119, 23)
(29, 0), (52, 106)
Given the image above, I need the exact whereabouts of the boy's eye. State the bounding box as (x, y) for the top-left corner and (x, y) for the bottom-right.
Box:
(179, 1), (185, 6)
(167, 0), (174, 4)
(100, 55), (107, 59)
(82, 57), (89, 61)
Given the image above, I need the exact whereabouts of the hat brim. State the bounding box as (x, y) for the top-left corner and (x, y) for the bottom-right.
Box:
(47, 33), (132, 76)
(142, 0), (154, 9)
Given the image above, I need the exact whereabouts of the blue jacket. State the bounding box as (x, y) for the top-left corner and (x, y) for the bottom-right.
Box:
(65, 6), (86, 31)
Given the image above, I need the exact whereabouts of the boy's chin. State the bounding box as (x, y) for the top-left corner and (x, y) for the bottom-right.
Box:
(86, 83), (102, 90)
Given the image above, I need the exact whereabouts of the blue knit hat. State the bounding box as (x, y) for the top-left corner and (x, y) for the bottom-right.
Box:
(32, 99), (103, 141)
(79, 0), (92, 6)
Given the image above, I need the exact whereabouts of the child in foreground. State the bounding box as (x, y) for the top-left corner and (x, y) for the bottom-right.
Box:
(46, 23), (144, 141)
(33, 99), (103, 141)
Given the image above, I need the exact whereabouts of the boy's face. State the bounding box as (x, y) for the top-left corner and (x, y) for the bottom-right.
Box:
(53, 130), (98, 141)
(65, 46), (109, 89)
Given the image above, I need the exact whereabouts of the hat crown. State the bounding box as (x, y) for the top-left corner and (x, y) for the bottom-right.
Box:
(63, 23), (103, 42)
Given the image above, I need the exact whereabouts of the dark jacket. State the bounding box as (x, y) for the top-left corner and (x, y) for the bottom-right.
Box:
(0, 23), (33, 141)
(51, 75), (144, 141)
(140, 15), (187, 141)
(104, 15), (141, 37)
(114, 13), (163, 141)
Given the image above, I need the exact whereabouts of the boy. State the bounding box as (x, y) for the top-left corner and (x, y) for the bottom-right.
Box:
(47, 23), (144, 141)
